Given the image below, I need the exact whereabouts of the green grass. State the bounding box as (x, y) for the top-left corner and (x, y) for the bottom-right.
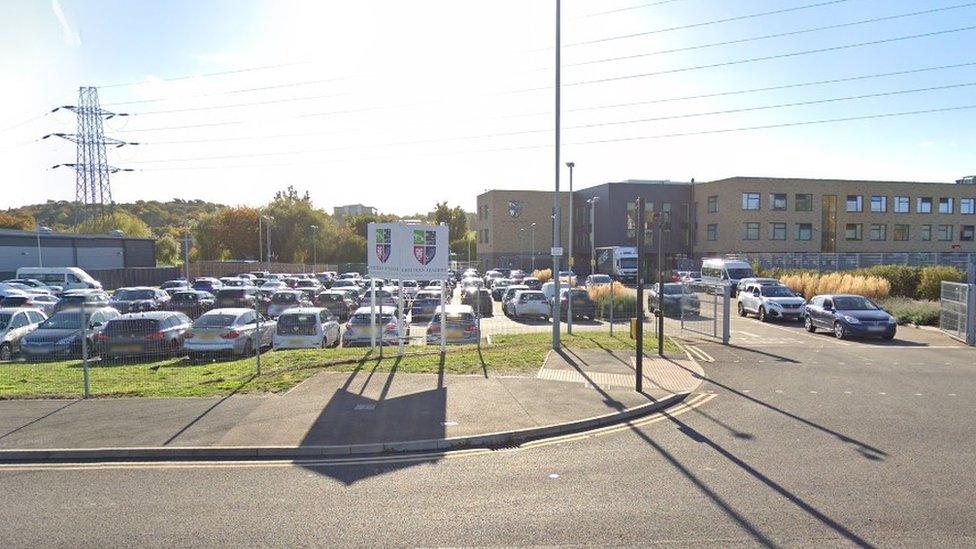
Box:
(0, 332), (675, 399)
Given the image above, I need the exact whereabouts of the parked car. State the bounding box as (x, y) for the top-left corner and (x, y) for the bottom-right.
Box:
(648, 283), (701, 318)
(337, 272), (362, 281)
(110, 287), (171, 314)
(737, 283), (806, 322)
(358, 289), (397, 312)
(96, 311), (193, 360)
(260, 280), (288, 292)
(219, 277), (253, 288)
(167, 290), (215, 318)
(267, 290), (313, 318)
(0, 292), (59, 316)
(425, 280), (453, 299)
(0, 308), (47, 360)
(214, 287), (260, 310)
(329, 279), (359, 292)
(183, 308), (276, 359)
(294, 278), (321, 292)
(735, 277), (784, 296)
(700, 258), (755, 297)
(460, 288), (493, 316)
(557, 288), (596, 320)
(273, 307), (341, 349)
(585, 274), (613, 289)
(490, 278), (512, 301)
(557, 271), (577, 287)
(803, 294), (896, 340)
(522, 277), (543, 291)
(483, 270), (504, 288)
(342, 306), (402, 347)
(500, 285), (530, 317)
(509, 270), (526, 283)
(315, 290), (356, 321)
(410, 289), (443, 322)
(52, 290), (111, 313)
(507, 290), (551, 321)
(159, 279), (190, 293)
(400, 280), (420, 300)
(192, 277), (223, 293)
(541, 281), (557, 302)
(2, 278), (59, 294)
(426, 305), (479, 345)
(20, 307), (120, 361)
(16, 267), (101, 291)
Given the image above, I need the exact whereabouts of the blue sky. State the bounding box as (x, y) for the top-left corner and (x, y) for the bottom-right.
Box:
(1, 0), (974, 213)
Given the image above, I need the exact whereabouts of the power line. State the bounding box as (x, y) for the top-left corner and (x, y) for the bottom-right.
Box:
(569, 2), (976, 67)
(128, 91), (352, 116)
(573, 0), (683, 19)
(102, 76), (354, 106)
(97, 60), (314, 89)
(565, 0), (854, 47)
(566, 25), (976, 86)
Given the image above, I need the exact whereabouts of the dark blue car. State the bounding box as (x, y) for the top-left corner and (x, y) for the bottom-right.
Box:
(803, 294), (896, 340)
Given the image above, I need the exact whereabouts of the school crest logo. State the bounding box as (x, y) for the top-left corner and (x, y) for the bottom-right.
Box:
(508, 200), (522, 218)
(374, 228), (391, 263)
(412, 229), (437, 265)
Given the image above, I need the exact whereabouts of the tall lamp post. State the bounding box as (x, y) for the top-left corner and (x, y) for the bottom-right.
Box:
(258, 214), (263, 263)
(566, 161), (575, 334)
(310, 224), (319, 268)
(35, 223), (48, 268)
(551, 0), (562, 351)
(263, 215), (274, 264)
(530, 222), (537, 271)
(519, 228), (526, 270)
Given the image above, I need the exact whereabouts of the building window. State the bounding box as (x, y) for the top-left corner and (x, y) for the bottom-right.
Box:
(707, 195), (717, 213)
(962, 198), (975, 215)
(938, 224), (953, 241)
(770, 193), (787, 211)
(707, 224), (717, 241)
(894, 196), (909, 213)
(961, 225), (975, 241)
(743, 222), (761, 240)
(845, 195), (863, 213)
(939, 197), (954, 214)
(921, 224), (932, 241)
(893, 224), (910, 241)
(796, 223), (813, 241)
(845, 223), (862, 241)
(770, 223), (787, 240)
(869, 224), (887, 241)
(917, 197), (933, 213)
(742, 193), (760, 210)
(870, 196), (887, 213)
(661, 202), (671, 221)
(795, 193), (813, 212)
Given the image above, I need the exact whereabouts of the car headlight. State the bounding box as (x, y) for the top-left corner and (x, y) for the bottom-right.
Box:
(56, 335), (77, 346)
(841, 315), (860, 324)
(766, 301), (782, 309)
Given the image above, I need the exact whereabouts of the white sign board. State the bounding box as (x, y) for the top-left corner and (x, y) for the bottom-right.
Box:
(367, 222), (449, 279)
(551, 246), (564, 257)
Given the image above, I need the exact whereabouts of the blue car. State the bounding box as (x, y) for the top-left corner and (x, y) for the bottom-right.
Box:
(803, 294), (896, 340)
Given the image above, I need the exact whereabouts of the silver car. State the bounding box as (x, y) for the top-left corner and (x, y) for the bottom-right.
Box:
(426, 305), (479, 345)
(0, 308), (47, 361)
(183, 308), (276, 359)
(508, 290), (551, 321)
(341, 306), (402, 347)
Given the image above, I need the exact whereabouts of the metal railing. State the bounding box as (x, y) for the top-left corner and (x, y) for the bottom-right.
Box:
(745, 252), (976, 272)
(677, 282), (730, 344)
(940, 281), (976, 346)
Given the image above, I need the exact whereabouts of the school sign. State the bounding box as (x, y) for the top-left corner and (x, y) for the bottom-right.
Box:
(367, 222), (449, 279)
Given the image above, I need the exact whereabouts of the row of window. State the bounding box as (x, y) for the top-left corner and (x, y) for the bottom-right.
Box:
(479, 228), (489, 244)
(704, 223), (976, 242)
(710, 193), (976, 215)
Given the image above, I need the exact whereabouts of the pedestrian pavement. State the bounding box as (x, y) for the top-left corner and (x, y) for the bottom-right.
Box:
(0, 347), (702, 452)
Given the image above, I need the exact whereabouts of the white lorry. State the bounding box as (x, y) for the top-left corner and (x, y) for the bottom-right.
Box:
(595, 246), (638, 283)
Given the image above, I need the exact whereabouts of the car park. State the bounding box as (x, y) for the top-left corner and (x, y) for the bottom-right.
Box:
(219, 277), (253, 288)
(0, 292), (59, 316)
(192, 277), (223, 293)
(329, 279), (359, 292)
(522, 277), (543, 291)
(214, 287), (260, 309)
(314, 290), (357, 322)
(273, 308), (341, 349)
(110, 287), (171, 314)
(490, 278), (512, 301)
(0, 308), (47, 361)
(16, 267), (101, 291)
(460, 287), (493, 316)
(167, 290), (215, 318)
(52, 290), (111, 313)
(267, 290), (313, 318)
(557, 288), (596, 320)
(96, 312), (193, 360)
(342, 306), (402, 347)
(20, 307), (120, 361)
(648, 283), (701, 318)
(410, 289), (443, 321)
(585, 274), (613, 288)
(737, 283), (806, 322)
(803, 294), (896, 340)
(507, 290), (551, 321)
(426, 305), (479, 345)
(183, 308), (275, 359)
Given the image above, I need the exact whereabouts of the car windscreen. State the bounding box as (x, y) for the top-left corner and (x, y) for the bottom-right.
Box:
(568, 290), (590, 300)
(0, 313), (10, 329)
(105, 318), (159, 335)
(318, 293), (342, 303)
(222, 280), (244, 286)
(619, 258), (637, 269)
(113, 289), (155, 301)
(193, 314), (238, 328)
(217, 289), (247, 298)
(351, 313), (393, 324)
(590, 275), (612, 284)
(688, 272), (701, 278)
(727, 268), (754, 279)
(833, 296), (878, 311)
(272, 293), (299, 303)
(761, 286), (796, 297)
(40, 313), (82, 330)
(0, 297), (28, 307)
(59, 295), (87, 304)
(277, 314), (318, 334)
(521, 293), (545, 301)
(332, 280), (356, 287)
(172, 292), (199, 302)
(662, 285), (684, 295)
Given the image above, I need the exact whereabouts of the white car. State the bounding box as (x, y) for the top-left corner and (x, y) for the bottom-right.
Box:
(737, 283), (806, 322)
(342, 306), (404, 347)
(400, 280), (420, 300)
(507, 290), (551, 321)
(557, 271), (577, 287)
(0, 308), (47, 361)
(183, 308), (276, 359)
(273, 307), (341, 349)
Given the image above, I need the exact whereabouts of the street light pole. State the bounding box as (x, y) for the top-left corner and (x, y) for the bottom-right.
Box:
(265, 216), (274, 264)
(551, 0), (562, 351)
(258, 214), (263, 263)
(184, 226), (191, 281)
(588, 197), (599, 276)
(310, 224), (318, 268)
(35, 221), (42, 268)
(566, 161), (575, 334)
(530, 223), (537, 271)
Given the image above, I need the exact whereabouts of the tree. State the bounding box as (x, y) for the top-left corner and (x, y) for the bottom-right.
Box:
(345, 212), (400, 239)
(192, 207), (259, 260)
(155, 234), (181, 266)
(73, 211), (152, 238)
(263, 187), (331, 263)
(432, 202), (468, 241)
(0, 212), (36, 230)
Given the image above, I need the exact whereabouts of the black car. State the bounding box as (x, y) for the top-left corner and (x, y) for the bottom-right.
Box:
(110, 287), (171, 314)
(20, 307), (120, 361)
(648, 283), (700, 318)
(96, 311), (193, 360)
(460, 288), (493, 317)
(52, 290), (111, 313)
(214, 287), (259, 309)
(167, 290), (215, 318)
(557, 288), (596, 320)
(490, 279), (512, 301)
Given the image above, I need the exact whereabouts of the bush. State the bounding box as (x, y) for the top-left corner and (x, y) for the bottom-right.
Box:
(532, 269), (552, 283)
(854, 265), (920, 299)
(878, 297), (940, 326)
(588, 282), (637, 319)
(916, 266), (964, 301)
(779, 272), (890, 300)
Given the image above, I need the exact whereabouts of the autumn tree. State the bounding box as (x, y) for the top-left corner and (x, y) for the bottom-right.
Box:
(73, 211), (152, 238)
(0, 212), (36, 230)
(155, 234), (182, 265)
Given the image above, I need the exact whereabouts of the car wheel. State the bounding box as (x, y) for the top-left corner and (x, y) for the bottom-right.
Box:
(737, 302), (746, 317)
(804, 316), (816, 333)
(0, 343), (12, 361)
(881, 332), (895, 340)
(243, 339), (254, 356)
(833, 322), (846, 340)
(758, 307), (767, 322)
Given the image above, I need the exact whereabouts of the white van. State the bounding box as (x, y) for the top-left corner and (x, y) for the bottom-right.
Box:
(700, 258), (754, 297)
(15, 267), (101, 292)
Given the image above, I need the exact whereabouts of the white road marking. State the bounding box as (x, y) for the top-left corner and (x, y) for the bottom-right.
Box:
(879, 392), (887, 395)
(810, 391), (818, 394)
(844, 391), (852, 395)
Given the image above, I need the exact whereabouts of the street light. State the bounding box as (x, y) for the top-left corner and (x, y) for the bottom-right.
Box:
(262, 215), (274, 264)
(35, 223), (50, 267)
(530, 222), (537, 271)
(519, 228), (526, 270)
(310, 224), (319, 268)
(566, 161), (575, 334)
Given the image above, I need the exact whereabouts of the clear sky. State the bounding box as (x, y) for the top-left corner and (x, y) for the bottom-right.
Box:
(1, 0), (974, 214)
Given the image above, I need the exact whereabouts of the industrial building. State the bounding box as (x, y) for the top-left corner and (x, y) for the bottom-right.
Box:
(0, 228), (156, 277)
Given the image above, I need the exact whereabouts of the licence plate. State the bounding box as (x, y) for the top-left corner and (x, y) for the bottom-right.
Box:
(113, 344), (142, 353)
(447, 329), (463, 339)
(867, 325), (885, 332)
(199, 333), (217, 340)
(286, 338), (305, 346)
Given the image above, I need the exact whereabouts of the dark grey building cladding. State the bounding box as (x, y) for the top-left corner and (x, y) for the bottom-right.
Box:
(0, 228), (156, 273)
(571, 180), (694, 273)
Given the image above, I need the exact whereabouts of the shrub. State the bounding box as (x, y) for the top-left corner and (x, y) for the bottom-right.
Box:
(916, 266), (964, 301)
(588, 282), (637, 319)
(853, 265), (921, 298)
(878, 297), (940, 326)
(779, 272), (890, 300)
(532, 268), (552, 283)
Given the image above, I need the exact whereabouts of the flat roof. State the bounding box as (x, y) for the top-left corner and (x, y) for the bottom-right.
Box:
(0, 228), (154, 241)
(701, 176), (957, 186)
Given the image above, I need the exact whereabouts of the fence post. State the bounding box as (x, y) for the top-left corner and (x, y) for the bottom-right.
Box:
(609, 283), (614, 336)
(81, 303), (90, 399)
(722, 284), (731, 345)
(254, 299), (261, 375)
